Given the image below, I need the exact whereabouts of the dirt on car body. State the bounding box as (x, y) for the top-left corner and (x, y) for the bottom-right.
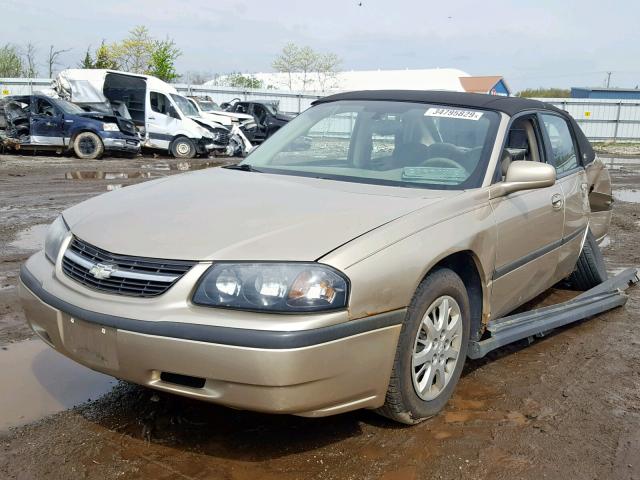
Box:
(0, 153), (639, 479)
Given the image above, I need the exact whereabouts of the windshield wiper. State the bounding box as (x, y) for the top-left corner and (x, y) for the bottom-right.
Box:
(223, 163), (262, 173)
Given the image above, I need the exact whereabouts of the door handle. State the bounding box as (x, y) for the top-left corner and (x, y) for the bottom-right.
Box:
(148, 116), (156, 120)
(551, 193), (563, 210)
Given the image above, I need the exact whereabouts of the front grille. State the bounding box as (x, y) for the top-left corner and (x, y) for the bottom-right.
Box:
(214, 129), (230, 145)
(62, 236), (196, 297)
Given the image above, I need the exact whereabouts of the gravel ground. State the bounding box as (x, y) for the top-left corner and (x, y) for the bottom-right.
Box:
(0, 151), (639, 480)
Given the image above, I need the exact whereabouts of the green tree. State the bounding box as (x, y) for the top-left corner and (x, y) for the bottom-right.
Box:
(226, 73), (263, 89)
(111, 25), (154, 74)
(517, 87), (571, 98)
(78, 46), (94, 68)
(0, 44), (23, 77)
(147, 38), (181, 82)
(94, 41), (119, 69)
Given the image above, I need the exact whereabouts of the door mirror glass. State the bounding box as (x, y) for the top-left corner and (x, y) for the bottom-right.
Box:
(492, 160), (556, 198)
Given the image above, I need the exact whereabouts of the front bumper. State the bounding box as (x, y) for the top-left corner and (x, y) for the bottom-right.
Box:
(102, 136), (141, 153)
(19, 252), (402, 417)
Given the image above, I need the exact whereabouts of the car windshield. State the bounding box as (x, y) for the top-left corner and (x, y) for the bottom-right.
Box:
(198, 100), (220, 112)
(242, 100), (500, 190)
(51, 98), (86, 115)
(171, 94), (199, 117)
(262, 103), (278, 115)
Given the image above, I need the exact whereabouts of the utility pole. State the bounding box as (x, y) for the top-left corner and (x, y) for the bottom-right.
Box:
(606, 71), (612, 88)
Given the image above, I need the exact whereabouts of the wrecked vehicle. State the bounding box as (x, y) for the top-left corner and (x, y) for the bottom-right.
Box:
(221, 98), (293, 142)
(19, 91), (634, 425)
(0, 94), (140, 159)
(182, 96), (253, 156)
(187, 96), (258, 152)
(54, 69), (231, 158)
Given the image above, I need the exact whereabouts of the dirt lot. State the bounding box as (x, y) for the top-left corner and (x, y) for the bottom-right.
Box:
(0, 152), (639, 480)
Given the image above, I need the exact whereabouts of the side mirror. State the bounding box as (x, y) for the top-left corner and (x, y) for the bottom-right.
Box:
(491, 161), (556, 198)
(168, 105), (179, 119)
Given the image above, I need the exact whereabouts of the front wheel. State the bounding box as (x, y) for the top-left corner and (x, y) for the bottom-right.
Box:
(73, 132), (104, 160)
(170, 137), (196, 159)
(378, 268), (470, 424)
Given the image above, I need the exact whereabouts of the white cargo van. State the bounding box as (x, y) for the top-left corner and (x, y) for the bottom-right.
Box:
(54, 69), (231, 158)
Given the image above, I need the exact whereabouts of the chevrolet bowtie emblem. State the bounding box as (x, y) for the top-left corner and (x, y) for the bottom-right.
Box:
(89, 263), (116, 280)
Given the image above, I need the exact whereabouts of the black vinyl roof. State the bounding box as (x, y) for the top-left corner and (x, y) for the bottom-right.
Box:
(312, 90), (564, 116)
(312, 90), (595, 164)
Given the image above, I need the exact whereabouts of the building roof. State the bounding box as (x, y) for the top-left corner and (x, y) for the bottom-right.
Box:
(206, 68), (472, 93)
(459, 76), (504, 93)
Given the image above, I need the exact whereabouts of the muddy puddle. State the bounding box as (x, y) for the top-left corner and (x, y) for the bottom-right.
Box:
(64, 161), (226, 191)
(65, 171), (156, 180)
(8, 223), (48, 252)
(600, 156), (640, 169)
(0, 339), (116, 430)
(140, 160), (226, 171)
(613, 188), (640, 203)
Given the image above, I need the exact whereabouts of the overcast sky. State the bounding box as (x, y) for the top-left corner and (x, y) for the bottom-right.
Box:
(4, 0), (639, 92)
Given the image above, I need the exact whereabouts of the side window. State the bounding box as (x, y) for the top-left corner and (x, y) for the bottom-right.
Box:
(541, 114), (578, 174)
(34, 98), (57, 117)
(150, 92), (178, 118)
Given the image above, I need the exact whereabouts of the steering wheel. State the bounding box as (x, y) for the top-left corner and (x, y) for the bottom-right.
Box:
(421, 157), (464, 169)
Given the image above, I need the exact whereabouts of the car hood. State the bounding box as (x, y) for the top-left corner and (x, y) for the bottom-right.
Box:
(63, 168), (449, 261)
(190, 116), (228, 131)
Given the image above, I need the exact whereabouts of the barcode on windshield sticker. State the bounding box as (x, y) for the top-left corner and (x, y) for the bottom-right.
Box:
(425, 108), (483, 120)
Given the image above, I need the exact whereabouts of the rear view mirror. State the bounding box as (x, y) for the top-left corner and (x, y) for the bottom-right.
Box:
(491, 161), (556, 198)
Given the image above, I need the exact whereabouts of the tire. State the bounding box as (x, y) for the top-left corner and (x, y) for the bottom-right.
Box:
(569, 230), (608, 290)
(73, 132), (104, 160)
(170, 137), (196, 159)
(378, 268), (471, 424)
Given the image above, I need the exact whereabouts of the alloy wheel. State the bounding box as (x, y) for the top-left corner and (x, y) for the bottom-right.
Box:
(411, 295), (463, 401)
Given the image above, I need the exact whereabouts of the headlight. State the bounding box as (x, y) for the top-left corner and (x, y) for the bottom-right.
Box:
(193, 263), (349, 312)
(44, 215), (69, 263)
(102, 123), (120, 132)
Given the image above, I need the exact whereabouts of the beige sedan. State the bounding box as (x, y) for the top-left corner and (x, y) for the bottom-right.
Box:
(20, 91), (612, 424)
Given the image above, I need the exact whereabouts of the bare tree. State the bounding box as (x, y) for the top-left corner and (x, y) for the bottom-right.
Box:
(23, 42), (38, 78)
(272, 43), (342, 92)
(315, 52), (342, 92)
(297, 46), (317, 92)
(272, 43), (300, 90)
(47, 45), (72, 77)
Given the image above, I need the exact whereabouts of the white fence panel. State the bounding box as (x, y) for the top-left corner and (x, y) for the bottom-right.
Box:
(3, 79), (640, 142)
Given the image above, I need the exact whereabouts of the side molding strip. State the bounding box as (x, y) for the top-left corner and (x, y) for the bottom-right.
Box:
(493, 226), (586, 280)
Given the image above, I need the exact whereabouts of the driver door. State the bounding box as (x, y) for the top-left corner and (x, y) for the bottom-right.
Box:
(490, 114), (565, 318)
(147, 91), (181, 150)
(30, 97), (65, 146)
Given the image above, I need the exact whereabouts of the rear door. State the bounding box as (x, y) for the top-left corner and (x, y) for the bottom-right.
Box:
(489, 114), (565, 318)
(539, 113), (590, 278)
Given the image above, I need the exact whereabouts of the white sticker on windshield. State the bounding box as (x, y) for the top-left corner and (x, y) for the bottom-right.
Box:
(425, 107), (483, 121)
